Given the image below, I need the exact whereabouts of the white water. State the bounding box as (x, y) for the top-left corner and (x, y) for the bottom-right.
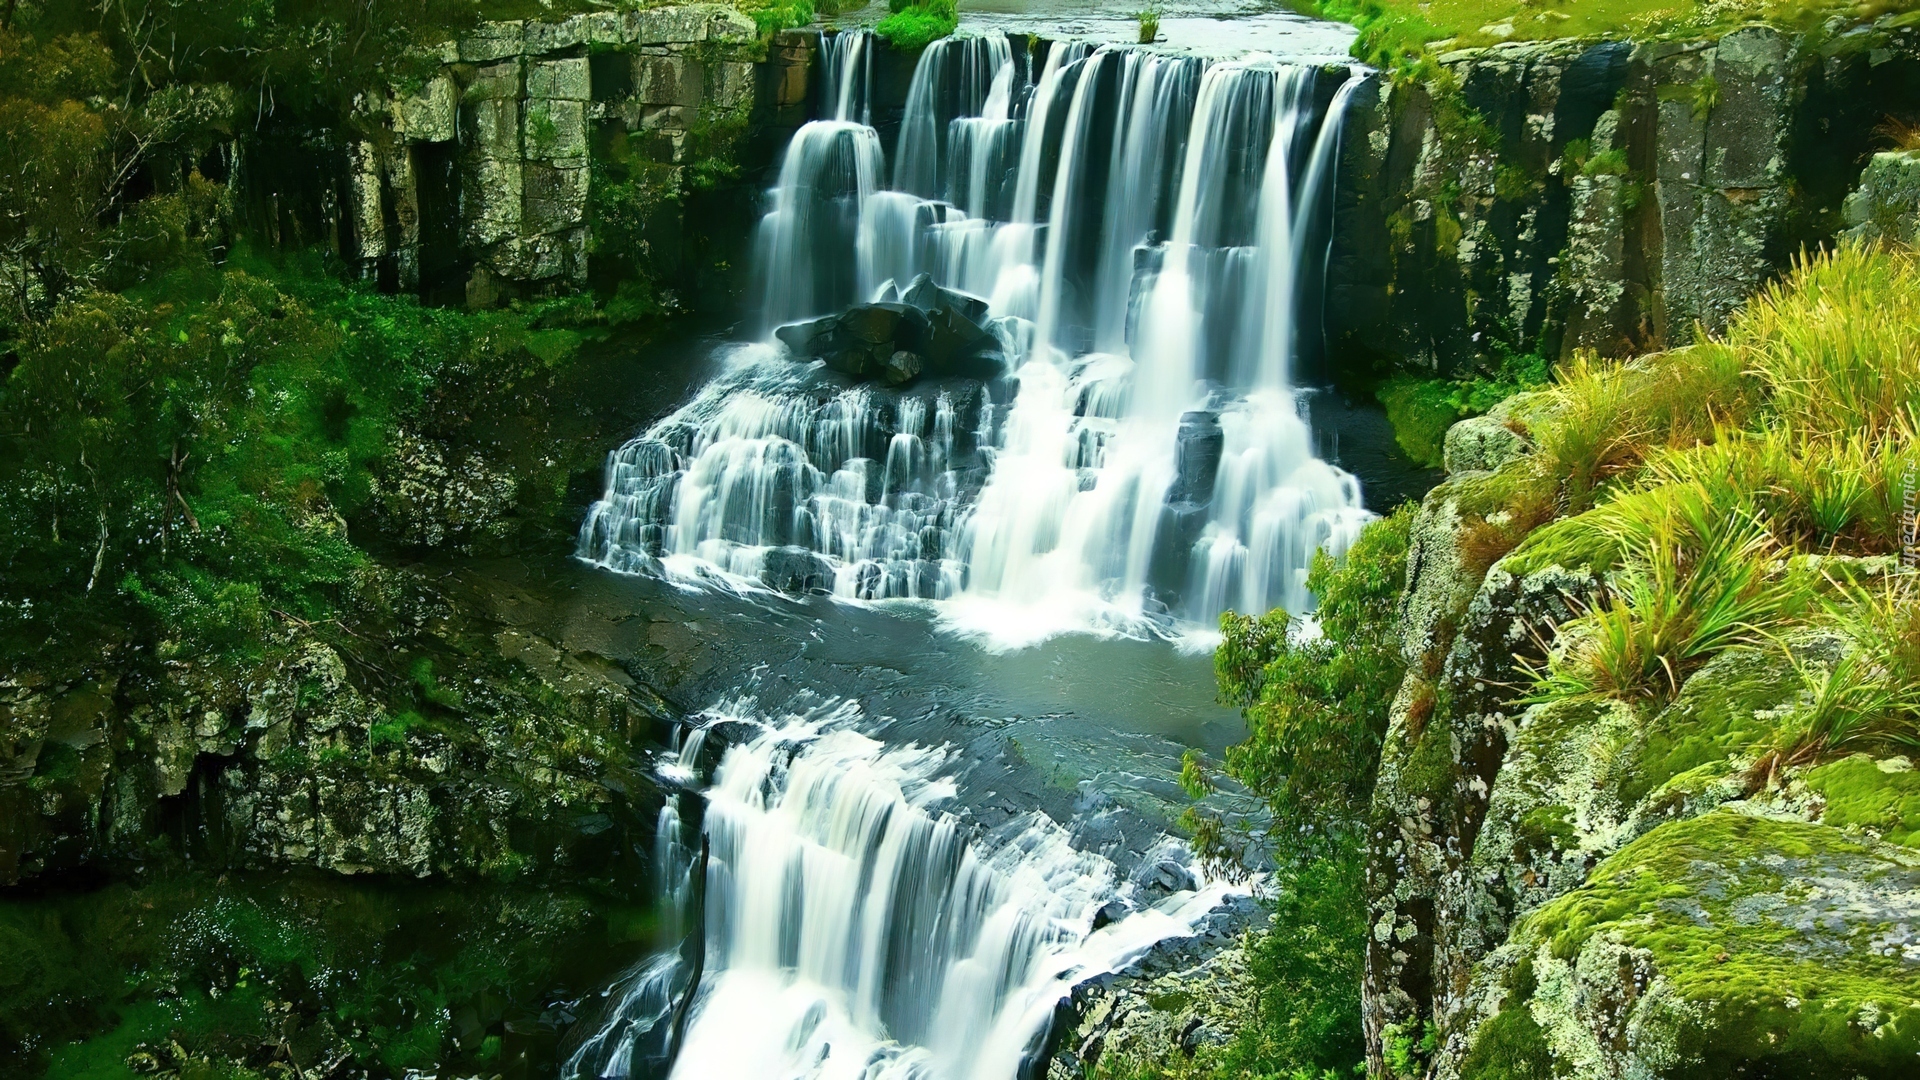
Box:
(562, 697), (1244, 1080)
(579, 31), (1373, 647)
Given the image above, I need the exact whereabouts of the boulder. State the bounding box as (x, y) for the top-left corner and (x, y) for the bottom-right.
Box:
(1167, 411), (1223, 504)
(900, 272), (991, 324)
(774, 313), (839, 354)
(925, 304), (996, 372)
(760, 546), (835, 595)
(883, 350), (923, 387)
(840, 302), (907, 346)
(778, 289), (997, 386)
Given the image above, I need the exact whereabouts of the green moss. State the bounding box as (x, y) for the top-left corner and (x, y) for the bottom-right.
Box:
(1459, 1005), (1558, 1080)
(1805, 754), (1920, 847)
(1515, 811), (1920, 1075)
(1380, 377), (1462, 467)
(1398, 704), (1457, 809)
(1625, 646), (1801, 804)
(1502, 512), (1626, 577)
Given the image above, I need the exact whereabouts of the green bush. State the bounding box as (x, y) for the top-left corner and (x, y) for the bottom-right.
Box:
(1378, 349), (1549, 468)
(1207, 505), (1415, 859)
(740, 0), (817, 36)
(0, 253), (589, 663)
(1176, 506), (1414, 1076)
(876, 0), (958, 50)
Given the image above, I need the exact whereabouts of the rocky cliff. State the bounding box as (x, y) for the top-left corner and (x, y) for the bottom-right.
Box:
(1324, 14), (1920, 380)
(1361, 274), (1920, 1077)
(338, 4), (814, 307)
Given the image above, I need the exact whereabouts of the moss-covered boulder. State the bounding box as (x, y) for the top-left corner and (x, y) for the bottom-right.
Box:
(1459, 810), (1920, 1078)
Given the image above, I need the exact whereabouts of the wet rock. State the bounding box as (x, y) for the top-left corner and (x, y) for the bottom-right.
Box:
(899, 272), (991, 325)
(925, 304), (996, 370)
(1167, 411), (1224, 504)
(883, 350), (923, 387)
(760, 546), (834, 595)
(1052, 893), (1269, 1077)
(840, 302), (907, 346)
(1132, 850), (1200, 903)
(778, 301), (981, 386)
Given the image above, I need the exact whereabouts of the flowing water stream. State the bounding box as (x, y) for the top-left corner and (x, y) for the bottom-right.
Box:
(564, 27), (1374, 1079)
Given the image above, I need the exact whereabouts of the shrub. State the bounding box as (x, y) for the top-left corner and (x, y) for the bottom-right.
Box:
(1757, 573), (1920, 774)
(875, 0), (957, 51)
(1377, 348), (1549, 468)
(1136, 7), (1161, 43)
(740, 0), (816, 35)
(1203, 504), (1415, 862)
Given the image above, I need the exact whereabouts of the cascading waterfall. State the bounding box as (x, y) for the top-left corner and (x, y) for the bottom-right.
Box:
(562, 698), (1241, 1080)
(579, 29), (1374, 644)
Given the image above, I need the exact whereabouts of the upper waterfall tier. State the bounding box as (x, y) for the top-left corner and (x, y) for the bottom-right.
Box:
(580, 32), (1373, 644)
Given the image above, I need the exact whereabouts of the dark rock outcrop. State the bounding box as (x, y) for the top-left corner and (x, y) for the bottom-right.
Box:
(1326, 17), (1920, 378)
(775, 274), (1004, 385)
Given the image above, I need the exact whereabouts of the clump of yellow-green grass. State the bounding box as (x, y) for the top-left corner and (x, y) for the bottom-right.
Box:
(1504, 242), (1920, 768)
(1293, 0), (1919, 73)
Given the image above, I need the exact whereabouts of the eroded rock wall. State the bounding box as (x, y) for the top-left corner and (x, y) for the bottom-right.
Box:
(344, 4), (813, 306)
(1328, 17), (1920, 379)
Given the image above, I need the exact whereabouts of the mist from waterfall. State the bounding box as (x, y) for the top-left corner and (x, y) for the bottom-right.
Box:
(579, 30), (1374, 646)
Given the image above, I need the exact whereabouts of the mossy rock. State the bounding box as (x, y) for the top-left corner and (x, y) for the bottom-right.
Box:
(1472, 696), (1644, 934)
(1807, 755), (1920, 849)
(1623, 644), (1812, 807)
(1481, 810), (1920, 1078)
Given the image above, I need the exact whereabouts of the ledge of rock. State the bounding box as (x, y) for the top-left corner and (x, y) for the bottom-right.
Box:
(775, 274), (1004, 386)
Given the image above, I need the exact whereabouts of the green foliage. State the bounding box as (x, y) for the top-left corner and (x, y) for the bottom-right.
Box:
(1171, 509), (1414, 1077)
(1211, 856), (1371, 1078)
(688, 100), (754, 190)
(1137, 7), (1162, 43)
(876, 0), (958, 51)
(1756, 574), (1920, 770)
(741, 0), (817, 35)
(1378, 349), (1549, 467)
(0, 869), (652, 1078)
(588, 128), (682, 322)
(1525, 489), (1804, 702)
(1736, 242), (1920, 442)
(0, 253), (587, 662)
(1288, 0), (1908, 72)
(1211, 506), (1415, 861)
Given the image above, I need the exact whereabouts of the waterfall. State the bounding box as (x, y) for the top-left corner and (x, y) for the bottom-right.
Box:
(820, 28), (873, 124)
(562, 698), (1242, 1080)
(580, 33), (1374, 644)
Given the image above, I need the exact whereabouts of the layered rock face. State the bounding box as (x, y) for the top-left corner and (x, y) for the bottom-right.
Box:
(1326, 17), (1920, 379)
(344, 4), (812, 305)
(0, 574), (669, 888)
